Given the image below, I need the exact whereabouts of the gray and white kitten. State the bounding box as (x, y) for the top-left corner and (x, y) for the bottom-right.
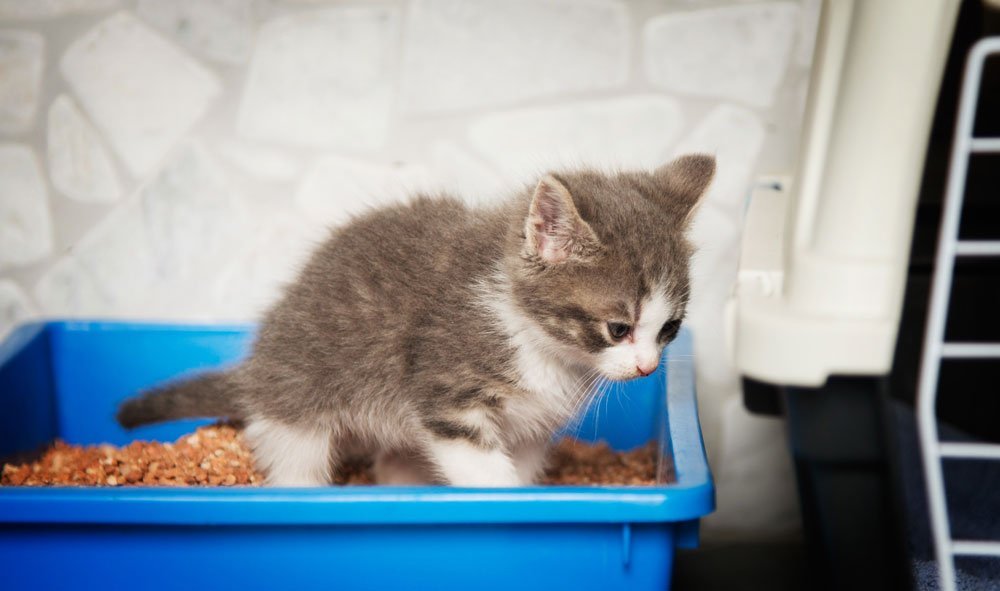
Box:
(118, 155), (715, 487)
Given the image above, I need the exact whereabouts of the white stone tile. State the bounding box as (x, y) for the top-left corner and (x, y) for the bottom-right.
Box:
(34, 256), (113, 317)
(64, 143), (250, 319)
(795, 0), (821, 68)
(703, 396), (800, 536)
(60, 12), (222, 176)
(0, 279), (34, 339)
(216, 140), (304, 182)
(671, 104), (766, 214)
(401, 0), (628, 112)
(0, 30), (43, 133)
(673, 106), (765, 422)
(0, 144), (52, 269)
(71, 199), (161, 316)
(685, 204), (742, 399)
(212, 212), (323, 320)
(238, 6), (398, 150)
(47, 94), (121, 204)
(643, 3), (799, 108)
(295, 155), (433, 227)
(429, 141), (507, 205)
(468, 95), (684, 184)
(0, 0), (117, 20)
(674, 106), (768, 517)
(136, 143), (249, 290)
(137, 0), (255, 65)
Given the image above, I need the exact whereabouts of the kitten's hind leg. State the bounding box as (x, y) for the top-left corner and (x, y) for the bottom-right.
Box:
(373, 450), (433, 485)
(244, 417), (335, 487)
(424, 437), (520, 487)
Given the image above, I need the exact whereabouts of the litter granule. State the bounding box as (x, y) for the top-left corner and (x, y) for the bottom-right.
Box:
(1, 425), (666, 487)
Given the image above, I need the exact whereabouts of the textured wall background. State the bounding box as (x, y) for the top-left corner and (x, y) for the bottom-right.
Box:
(0, 0), (817, 537)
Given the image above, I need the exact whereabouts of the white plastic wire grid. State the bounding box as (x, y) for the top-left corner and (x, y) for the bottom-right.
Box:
(916, 36), (1000, 591)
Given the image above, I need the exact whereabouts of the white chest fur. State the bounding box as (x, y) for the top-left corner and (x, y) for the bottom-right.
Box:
(504, 342), (586, 442)
(481, 282), (591, 444)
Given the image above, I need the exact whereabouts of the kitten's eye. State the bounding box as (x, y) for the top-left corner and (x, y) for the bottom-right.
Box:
(607, 322), (631, 340)
(659, 320), (681, 342)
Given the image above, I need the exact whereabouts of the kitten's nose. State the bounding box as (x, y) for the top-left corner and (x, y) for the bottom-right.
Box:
(636, 362), (657, 377)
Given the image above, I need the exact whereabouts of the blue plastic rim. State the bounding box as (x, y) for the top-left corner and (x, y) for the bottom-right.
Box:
(0, 321), (714, 590)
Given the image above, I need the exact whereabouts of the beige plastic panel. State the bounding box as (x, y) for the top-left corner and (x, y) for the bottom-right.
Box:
(730, 0), (961, 386)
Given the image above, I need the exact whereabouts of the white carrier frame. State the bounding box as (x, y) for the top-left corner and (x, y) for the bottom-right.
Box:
(916, 36), (1000, 591)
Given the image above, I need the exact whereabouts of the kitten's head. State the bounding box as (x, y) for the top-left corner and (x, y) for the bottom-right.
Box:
(508, 154), (714, 381)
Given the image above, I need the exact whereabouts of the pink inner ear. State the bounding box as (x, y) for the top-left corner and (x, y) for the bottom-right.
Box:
(529, 214), (566, 263)
(536, 229), (568, 264)
(530, 182), (574, 263)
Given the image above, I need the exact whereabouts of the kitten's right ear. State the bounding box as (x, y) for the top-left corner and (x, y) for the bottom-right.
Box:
(654, 154), (716, 226)
(524, 175), (600, 264)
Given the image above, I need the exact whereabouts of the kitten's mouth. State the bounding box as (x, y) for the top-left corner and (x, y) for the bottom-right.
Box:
(599, 370), (644, 383)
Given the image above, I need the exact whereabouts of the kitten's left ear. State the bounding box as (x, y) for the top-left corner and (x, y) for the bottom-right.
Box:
(654, 154), (716, 226)
(525, 175), (600, 264)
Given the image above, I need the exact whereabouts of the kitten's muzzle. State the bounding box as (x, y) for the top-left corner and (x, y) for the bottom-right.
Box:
(636, 361), (658, 377)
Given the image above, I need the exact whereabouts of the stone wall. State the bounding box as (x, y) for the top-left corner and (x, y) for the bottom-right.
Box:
(0, 0), (817, 537)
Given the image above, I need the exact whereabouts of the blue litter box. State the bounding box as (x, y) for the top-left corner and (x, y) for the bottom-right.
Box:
(0, 321), (714, 590)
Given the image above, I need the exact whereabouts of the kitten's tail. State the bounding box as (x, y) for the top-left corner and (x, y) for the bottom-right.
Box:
(116, 371), (242, 429)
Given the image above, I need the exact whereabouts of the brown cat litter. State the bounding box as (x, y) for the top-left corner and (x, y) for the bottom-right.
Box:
(1, 425), (665, 487)
(544, 438), (662, 486)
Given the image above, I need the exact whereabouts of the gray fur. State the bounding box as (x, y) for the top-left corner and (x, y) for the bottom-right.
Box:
(117, 371), (239, 428)
(117, 155), (715, 485)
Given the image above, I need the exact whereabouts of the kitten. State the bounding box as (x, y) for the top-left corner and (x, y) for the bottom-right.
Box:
(117, 155), (714, 487)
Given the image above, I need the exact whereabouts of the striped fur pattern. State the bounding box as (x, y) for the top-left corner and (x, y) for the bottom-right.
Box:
(117, 155), (714, 486)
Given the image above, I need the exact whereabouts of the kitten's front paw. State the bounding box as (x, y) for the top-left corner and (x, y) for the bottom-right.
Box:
(426, 439), (522, 487)
(513, 442), (549, 485)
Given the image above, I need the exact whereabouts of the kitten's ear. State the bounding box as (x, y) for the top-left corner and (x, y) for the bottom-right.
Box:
(654, 154), (716, 225)
(525, 175), (600, 264)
